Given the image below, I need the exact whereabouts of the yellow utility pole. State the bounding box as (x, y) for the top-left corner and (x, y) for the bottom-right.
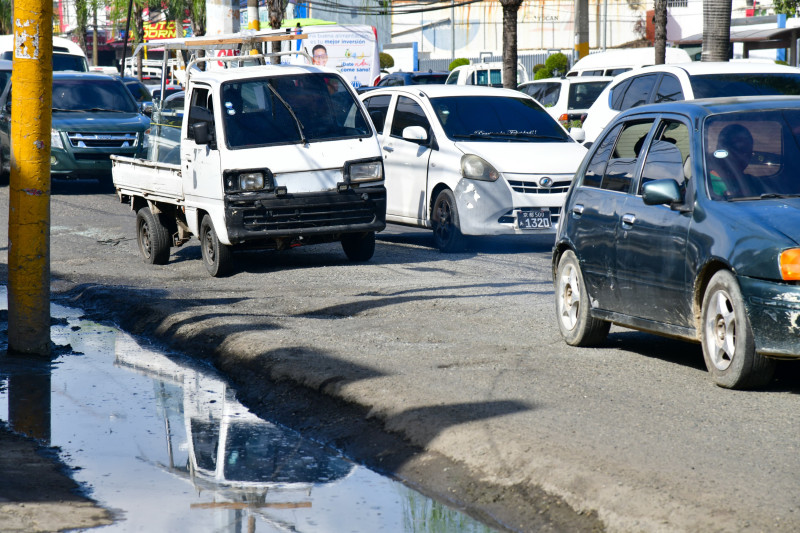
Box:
(8, 0), (52, 356)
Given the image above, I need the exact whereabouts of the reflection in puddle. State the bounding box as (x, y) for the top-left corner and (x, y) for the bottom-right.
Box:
(0, 292), (497, 532)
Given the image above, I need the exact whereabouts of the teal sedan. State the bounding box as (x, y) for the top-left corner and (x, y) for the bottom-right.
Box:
(0, 72), (150, 183)
(553, 96), (800, 390)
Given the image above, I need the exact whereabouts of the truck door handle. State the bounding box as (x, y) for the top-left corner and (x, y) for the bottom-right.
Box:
(621, 213), (636, 226)
(383, 146), (394, 153)
(572, 204), (584, 216)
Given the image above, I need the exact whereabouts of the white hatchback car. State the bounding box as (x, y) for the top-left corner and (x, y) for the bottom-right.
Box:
(581, 62), (800, 144)
(518, 76), (612, 128)
(360, 85), (587, 251)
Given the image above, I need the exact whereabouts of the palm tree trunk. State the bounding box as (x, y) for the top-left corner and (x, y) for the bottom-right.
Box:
(499, 0), (522, 89)
(703, 0), (732, 61)
(654, 0), (667, 64)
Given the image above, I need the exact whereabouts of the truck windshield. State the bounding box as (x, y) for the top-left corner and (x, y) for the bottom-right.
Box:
(221, 73), (371, 148)
(52, 78), (138, 113)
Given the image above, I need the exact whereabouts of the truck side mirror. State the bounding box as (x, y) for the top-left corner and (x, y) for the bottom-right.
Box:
(191, 121), (216, 149)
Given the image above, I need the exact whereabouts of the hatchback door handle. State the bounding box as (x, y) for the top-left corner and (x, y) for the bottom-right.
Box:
(622, 213), (636, 226)
(383, 146), (394, 153)
(572, 204), (584, 215)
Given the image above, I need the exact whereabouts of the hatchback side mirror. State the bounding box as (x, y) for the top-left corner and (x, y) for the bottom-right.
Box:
(402, 125), (428, 142)
(642, 178), (683, 206)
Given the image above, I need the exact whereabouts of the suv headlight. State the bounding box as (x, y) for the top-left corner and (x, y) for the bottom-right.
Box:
(345, 159), (383, 183)
(461, 154), (499, 182)
(51, 129), (64, 150)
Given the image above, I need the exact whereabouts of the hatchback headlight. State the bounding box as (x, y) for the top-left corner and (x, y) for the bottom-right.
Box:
(51, 129), (64, 150)
(461, 154), (499, 182)
(346, 159), (383, 183)
(780, 248), (800, 280)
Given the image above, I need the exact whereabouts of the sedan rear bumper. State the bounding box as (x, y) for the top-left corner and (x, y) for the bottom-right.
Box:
(739, 275), (800, 358)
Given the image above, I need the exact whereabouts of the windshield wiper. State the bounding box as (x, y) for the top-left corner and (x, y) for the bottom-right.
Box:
(83, 108), (127, 113)
(266, 84), (306, 144)
(729, 193), (800, 202)
(51, 108), (82, 112)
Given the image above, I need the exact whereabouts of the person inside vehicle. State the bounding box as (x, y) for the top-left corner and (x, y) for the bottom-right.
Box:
(707, 123), (754, 199)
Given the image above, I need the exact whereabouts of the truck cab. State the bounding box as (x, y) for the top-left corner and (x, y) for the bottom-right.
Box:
(113, 33), (386, 277)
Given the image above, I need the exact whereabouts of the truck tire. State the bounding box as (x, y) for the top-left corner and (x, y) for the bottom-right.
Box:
(136, 207), (171, 265)
(200, 214), (233, 277)
(341, 231), (375, 262)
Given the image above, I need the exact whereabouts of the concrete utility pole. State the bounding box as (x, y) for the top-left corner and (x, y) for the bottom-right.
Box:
(247, 0), (260, 30)
(574, 0), (589, 62)
(207, 0), (241, 35)
(8, 0), (52, 356)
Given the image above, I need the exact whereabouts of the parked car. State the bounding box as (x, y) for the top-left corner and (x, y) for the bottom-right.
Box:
(0, 35), (89, 72)
(581, 62), (800, 144)
(360, 85), (586, 251)
(122, 76), (153, 107)
(357, 70), (448, 94)
(518, 76), (612, 128)
(445, 61), (529, 87)
(566, 47), (691, 77)
(0, 72), (150, 183)
(553, 96), (800, 390)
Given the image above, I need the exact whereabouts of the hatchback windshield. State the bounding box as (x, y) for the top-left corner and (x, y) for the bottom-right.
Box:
(690, 73), (800, 99)
(52, 78), (138, 112)
(567, 81), (610, 110)
(430, 96), (570, 142)
(221, 73), (371, 148)
(704, 109), (800, 201)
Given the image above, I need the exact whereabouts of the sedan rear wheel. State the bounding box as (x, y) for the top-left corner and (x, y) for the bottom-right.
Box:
(701, 270), (775, 389)
(555, 250), (609, 346)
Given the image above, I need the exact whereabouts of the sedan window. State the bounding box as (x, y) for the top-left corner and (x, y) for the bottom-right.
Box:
(567, 81), (610, 110)
(639, 120), (691, 193)
(363, 94), (391, 134)
(583, 123), (623, 188)
(430, 95), (569, 142)
(537, 83), (561, 107)
(653, 74), (684, 103)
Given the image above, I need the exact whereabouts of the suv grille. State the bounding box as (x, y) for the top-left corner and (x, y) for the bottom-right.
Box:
(67, 132), (138, 148)
(508, 179), (571, 194)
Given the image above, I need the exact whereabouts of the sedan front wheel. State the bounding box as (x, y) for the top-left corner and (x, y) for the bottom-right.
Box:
(555, 250), (609, 346)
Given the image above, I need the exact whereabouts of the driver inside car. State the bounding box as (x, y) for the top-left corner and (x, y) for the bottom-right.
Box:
(707, 123), (755, 199)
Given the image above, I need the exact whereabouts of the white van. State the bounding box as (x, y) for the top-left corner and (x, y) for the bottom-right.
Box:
(0, 35), (88, 71)
(566, 47), (691, 77)
(445, 61), (529, 87)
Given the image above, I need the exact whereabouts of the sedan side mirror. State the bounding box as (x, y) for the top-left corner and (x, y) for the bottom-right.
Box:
(642, 178), (683, 206)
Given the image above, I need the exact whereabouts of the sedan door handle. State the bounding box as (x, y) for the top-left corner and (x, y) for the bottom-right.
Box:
(383, 146), (394, 153)
(621, 213), (636, 226)
(572, 204), (584, 216)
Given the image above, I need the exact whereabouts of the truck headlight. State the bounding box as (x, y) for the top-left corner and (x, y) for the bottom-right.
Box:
(461, 154), (499, 182)
(236, 172), (265, 190)
(51, 129), (64, 150)
(346, 159), (383, 183)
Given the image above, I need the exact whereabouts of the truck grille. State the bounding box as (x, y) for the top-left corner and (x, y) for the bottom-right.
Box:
(67, 132), (138, 148)
(507, 179), (571, 194)
(233, 196), (378, 231)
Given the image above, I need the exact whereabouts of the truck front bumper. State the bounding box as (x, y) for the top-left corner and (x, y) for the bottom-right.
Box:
(225, 186), (387, 245)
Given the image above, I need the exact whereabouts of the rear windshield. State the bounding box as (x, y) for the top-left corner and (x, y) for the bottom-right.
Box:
(410, 74), (447, 84)
(430, 95), (570, 143)
(52, 78), (138, 113)
(221, 72), (371, 148)
(1, 51), (88, 71)
(567, 81), (610, 110)
(690, 73), (800, 98)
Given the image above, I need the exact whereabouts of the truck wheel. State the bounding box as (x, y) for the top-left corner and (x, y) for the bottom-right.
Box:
(200, 214), (233, 277)
(431, 189), (464, 253)
(341, 231), (375, 262)
(136, 207), (171, 265)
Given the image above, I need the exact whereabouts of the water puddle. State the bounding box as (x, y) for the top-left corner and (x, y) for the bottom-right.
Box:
(0, 291), (498, 532)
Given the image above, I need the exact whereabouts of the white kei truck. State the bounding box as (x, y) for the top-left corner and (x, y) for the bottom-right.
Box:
(112, 31), (387, 277)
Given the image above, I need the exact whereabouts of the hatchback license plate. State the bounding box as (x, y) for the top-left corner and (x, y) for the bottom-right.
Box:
(517, 209), (551, 229)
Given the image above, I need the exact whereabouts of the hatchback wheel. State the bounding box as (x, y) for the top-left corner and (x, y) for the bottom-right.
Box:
(432, 189), (464, 252)
(701, 270), (775, 389)
(555, 250), (609, 346)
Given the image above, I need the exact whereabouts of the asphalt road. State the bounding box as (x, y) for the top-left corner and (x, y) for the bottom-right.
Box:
(2, 179), (799, 532)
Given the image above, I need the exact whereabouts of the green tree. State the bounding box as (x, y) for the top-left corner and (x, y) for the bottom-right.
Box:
(0, 0), (12, 34)
(379, 52), (394, 69)
(534, 52), (568, 79)
(773, 1), (799, 15)
(449, 58), (469, 71)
